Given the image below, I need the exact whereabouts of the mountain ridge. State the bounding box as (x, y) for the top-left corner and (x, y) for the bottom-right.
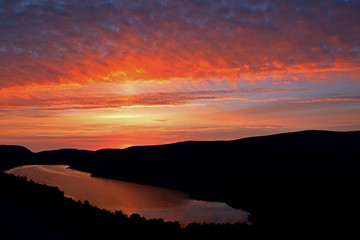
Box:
(1, 129), (359, 154)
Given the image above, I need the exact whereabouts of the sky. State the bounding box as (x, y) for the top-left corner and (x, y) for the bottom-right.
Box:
(0, 0), (359, 152)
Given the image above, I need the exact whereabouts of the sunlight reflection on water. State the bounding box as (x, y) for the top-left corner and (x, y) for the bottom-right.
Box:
(6, 165), (249, 225)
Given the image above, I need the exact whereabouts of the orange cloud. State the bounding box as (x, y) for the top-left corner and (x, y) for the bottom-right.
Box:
(0, 79), (311, 111)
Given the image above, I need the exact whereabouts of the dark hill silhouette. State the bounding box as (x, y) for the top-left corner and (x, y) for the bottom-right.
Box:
(0, 145), (34, 171)
(1, 130), (360, 238)
(36, 149), (92, 166)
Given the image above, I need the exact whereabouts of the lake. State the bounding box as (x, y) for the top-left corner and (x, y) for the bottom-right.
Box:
(6, 165), (249, 225)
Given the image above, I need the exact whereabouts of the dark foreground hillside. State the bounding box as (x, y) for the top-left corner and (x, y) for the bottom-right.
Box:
(0, 172), (251, 239)
(1, 130), (360, 239)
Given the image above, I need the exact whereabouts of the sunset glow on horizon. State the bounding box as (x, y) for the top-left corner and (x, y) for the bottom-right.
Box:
(1, 0), (360, 151)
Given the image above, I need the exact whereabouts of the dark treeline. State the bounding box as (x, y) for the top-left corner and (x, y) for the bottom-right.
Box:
(1, 130), (360, 239)
(0, 172), (251, 239)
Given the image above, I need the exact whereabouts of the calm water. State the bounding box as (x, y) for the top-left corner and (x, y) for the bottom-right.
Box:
(6, 165), (249, 225)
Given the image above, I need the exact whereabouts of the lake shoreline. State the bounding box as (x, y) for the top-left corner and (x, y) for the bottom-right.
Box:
(6, 164), (250, 226)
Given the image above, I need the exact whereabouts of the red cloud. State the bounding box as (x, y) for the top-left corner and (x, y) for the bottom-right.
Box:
(0, 0), (359, 89)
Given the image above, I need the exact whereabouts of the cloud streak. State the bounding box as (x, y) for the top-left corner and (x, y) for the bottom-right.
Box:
(0, 79), (310, 110)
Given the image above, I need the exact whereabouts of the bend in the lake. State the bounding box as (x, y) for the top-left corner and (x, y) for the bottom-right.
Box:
(6, 165), (249, 225)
